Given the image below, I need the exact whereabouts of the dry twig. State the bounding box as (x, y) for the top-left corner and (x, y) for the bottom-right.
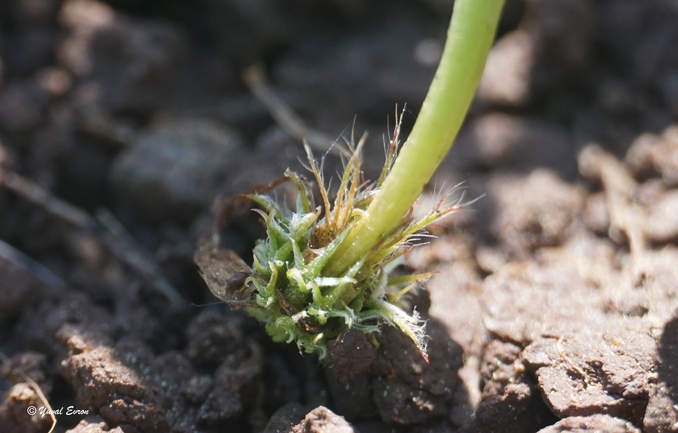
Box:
(0, 351), (57, 433)
(242, 64), (342, 156)
(0, 168), (182, 305)
(578, 144), (647, 280)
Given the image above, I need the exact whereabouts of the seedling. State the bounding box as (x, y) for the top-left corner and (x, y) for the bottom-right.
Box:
(197, 0), (505, 360)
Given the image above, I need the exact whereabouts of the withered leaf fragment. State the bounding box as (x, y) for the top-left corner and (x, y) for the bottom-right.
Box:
(195, 177), (288, 306)
(194, 238), (254, 305)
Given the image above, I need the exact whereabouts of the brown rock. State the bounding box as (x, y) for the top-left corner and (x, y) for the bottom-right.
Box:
(15, 292), (115, 357)
(371, 321), (462, 425)
(645, 314), (678, 433)
(487, 169), (585, 254)
(522, 321), (654, 423)
(0, 383), (54, 433)
(0, 352), (49, 391)
(644, 190), (678, 243)
(184, 310), (250, 366)
(58, 328), (169, 432)
(324, 372), (375, 421)
(289, 406), (357, 433)
(625, 126), (678, 187)
(66, 416), (125, 432)
(199, 342), (263, 425)
(644, 390), (678, 433)
(110, 119), (246, 222)
(328, 327), (376, 384)
(537, 414), (641, 433)
(482, 244), (600, 344)
(469, 340), (551, 432)
(263, 403), (307, 433)
(582, 192), (610, 235)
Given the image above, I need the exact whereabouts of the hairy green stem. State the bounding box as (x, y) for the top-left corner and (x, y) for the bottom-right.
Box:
(325, 0), (505, 277)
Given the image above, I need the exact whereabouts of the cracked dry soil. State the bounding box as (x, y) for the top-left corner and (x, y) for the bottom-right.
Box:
(1, 0), (678, 432)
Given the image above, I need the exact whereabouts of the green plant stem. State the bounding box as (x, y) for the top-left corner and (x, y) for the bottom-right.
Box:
(324, 0), (505, 277)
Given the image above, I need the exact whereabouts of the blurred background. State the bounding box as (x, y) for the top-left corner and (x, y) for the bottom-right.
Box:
(1, 0), (678, 432)
(1, 0), (675, 228)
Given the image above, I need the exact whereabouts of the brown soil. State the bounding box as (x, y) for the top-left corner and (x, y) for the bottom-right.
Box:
(1, 0), (678, 432)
